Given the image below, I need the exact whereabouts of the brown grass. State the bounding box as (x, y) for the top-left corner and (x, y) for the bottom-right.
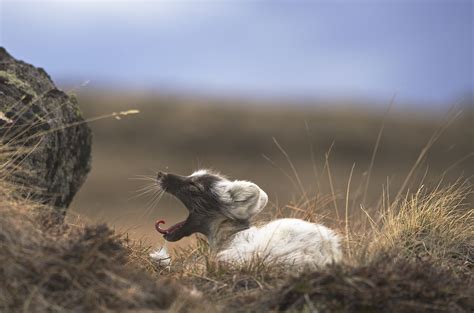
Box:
(1, 156), (472, 312)
(266, 253), (472, 313)
(0, 182), (191, 312)
(1, 92), (473, 312)
(135, 179), (471, 312)
(370, 181), (473, 266)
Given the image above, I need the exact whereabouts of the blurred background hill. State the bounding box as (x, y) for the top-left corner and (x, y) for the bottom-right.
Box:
(72, 91), (472, 246)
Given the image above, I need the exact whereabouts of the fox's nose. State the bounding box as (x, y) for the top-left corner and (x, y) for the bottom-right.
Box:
(157, 171), (167, 182)
(157, 172), (186, 192)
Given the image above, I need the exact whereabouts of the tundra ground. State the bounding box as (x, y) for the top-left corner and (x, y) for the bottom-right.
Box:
(1, 93), (473, 312)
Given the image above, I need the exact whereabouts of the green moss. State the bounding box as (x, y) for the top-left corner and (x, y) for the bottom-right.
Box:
(66, 93), (84, 118)
(0, 70), (37, 97)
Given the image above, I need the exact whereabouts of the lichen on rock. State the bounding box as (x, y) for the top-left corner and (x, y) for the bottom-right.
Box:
(0, 70), (37, 97)
(0, 47), (92, 210)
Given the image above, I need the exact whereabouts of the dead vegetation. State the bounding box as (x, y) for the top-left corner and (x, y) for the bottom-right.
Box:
(1, 154), (472, 313)
(138, 180), (472, 313)
(0, 181), (190, 312)
(0, 140), (194, 312)
(1, 96), (473, 312)
(267, 253), (472, 313)
(369, 181), (473, 267)
(0, 177), (474, 312)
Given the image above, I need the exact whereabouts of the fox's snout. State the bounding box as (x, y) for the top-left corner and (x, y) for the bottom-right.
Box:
(156, 171), (166, 182)
(157, 172), (186, 192)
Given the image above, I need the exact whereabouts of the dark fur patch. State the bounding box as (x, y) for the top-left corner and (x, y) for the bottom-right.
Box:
(157, 172), (230, 241)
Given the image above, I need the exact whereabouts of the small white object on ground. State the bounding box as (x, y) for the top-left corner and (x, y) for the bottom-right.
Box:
(149, 245), (171, 267)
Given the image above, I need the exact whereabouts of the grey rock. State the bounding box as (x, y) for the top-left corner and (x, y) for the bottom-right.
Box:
(0, 47), (92, 209)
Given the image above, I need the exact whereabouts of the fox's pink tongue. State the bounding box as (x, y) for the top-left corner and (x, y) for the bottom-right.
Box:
(155, 220), (169, 234)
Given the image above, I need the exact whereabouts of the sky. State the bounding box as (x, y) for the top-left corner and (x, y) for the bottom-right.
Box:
(0, 0), (472, 106)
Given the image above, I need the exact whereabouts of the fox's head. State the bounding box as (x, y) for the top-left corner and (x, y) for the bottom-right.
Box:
(155, 170), (268, 242)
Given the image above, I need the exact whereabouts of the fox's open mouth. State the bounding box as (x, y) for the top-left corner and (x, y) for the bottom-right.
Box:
(155, 219), (187, 236)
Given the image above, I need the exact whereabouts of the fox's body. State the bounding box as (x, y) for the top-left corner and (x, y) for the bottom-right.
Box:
(217, 218), (341, 268)
(151, 170), (341, 269)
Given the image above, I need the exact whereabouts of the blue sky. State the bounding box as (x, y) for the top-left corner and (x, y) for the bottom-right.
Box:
(0, 0), (472, 106)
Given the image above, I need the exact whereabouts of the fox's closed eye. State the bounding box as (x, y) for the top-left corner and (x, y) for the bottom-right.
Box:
(189, 184), (200, 192)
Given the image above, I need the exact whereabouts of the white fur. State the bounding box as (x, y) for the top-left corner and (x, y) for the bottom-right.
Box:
(150, 245), (171, 267)
(190, 169), (209, 177)
(214, 180), (268, 220)
(212, 177), (341, 269)
(217, 218), (342, 269)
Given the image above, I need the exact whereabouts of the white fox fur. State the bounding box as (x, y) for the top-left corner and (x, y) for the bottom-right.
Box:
(216, 218), (341, 269)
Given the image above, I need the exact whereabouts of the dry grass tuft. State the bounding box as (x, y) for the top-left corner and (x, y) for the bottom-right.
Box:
(267, 253), (473, 313)
(369, 181), (473, 267)
(0, 181), (211, 312)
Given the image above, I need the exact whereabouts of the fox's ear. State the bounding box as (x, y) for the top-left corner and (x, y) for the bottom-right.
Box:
(218, 180), (268, 220)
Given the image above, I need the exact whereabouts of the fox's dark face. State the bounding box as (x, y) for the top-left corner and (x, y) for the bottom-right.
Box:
(155, 170), (268, 242)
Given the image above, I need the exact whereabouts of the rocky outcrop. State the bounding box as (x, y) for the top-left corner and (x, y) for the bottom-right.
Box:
(0, 47), (92, 209)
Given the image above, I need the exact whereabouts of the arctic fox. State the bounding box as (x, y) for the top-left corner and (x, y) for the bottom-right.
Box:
(151, 170), (341, 269)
